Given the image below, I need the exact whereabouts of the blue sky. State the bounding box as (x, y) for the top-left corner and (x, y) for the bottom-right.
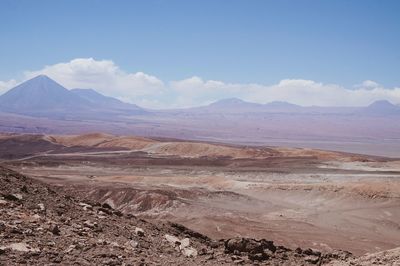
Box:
(0, 0), (400, 108)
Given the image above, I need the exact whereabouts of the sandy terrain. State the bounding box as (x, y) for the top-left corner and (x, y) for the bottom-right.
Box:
(1, 133), (400, 257)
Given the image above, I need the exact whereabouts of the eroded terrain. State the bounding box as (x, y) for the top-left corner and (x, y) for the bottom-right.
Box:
(1, 133), (400, 258)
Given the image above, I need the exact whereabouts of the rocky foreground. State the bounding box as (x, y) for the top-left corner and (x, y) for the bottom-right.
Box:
(0, 166), (398, 265)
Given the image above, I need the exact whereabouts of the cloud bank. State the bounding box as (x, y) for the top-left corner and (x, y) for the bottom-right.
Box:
(1, 58), (400, 108)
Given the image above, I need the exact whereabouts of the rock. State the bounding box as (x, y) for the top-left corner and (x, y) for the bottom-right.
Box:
(31, 214), (41, 221)
(52, 256), (63, 263)
(38, 203), (45, 211)
(0, 221), (5, 232)
(210, 240), (220, 249)
(135, 227), (145, 237)
(139, 241), (150, 249)
(113, 210), (123, 217)
(248, 252), (269, 261)
(99, 207), (112, 215)
(10, 227), (23, 234)
(225, 238), (275, 254)
(79, 202), (93, 211)
(180, 238), (190, 249)
(50, 224), (60, 235)
(181, 247), (198, 258)
(305, 255), (320, 264)
(164, 234), (198, 257)
(55, 209), (64, 216)
(21, 185), (28, 193)
(225, 238), (246, 253)
(129, 240), (139, 248)
(65, 245), (76, 253)
(2, 243), (39, 252)
(232, 258), (245, 264)
(165, 234), (181, 246)
(224, 238), (275, 262)
(0, 246), (6, 255)
(303, 248), (321, 257)
(4, 193), (23, 201)
(261, 239), (277, 253)
(83, 220), (97, 229)
(24, 229), (34, 236)
(102, 202), (113, 209)
(325, 250), (353, 260)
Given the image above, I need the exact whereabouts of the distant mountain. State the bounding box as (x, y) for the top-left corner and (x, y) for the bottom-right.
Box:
(361, 100), (400, 115)
(183, 98), (301, 114)
(208, 98), (263, 109)
(0, 75), (91, 115)
(209, 97), (262, 107)
(0, 75), (146, 118)
(263, 101), (301, 111)
(71, 88), (143, 112)
(189, 98), (400, 115)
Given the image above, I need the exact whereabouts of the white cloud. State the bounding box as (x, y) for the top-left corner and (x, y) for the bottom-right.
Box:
(168, 76), (246, 107)
(0, 79), (18, 95)
(258, 80), (400, 106)
(24, 58), (165, 103)
(169, 78), (400, 107)
(0, 58), (400, 108)
(354, 80), (381, 90)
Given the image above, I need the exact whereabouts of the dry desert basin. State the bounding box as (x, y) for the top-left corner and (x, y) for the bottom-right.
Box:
(1, 132), (400, 265)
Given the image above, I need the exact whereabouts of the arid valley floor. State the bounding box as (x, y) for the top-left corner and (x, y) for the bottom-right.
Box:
(1, 132), (400, 265)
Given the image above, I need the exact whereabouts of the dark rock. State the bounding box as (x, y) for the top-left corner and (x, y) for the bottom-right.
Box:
(99, 207), (112, 215)
(0, 221), (5, 232)
(135, 227), (145, 237)
(113, 210), (123, 217)
(225, 238), (276, 254)
(295, 247), (302, 254)
(303, 248), (321, 257)
(323, 250), (353, 260)
(0, 247), (6, 255)
(304, 255), (320, 264)
(50, 225), (60, 235)
(102, 203), (113, 209)
(10, 227), (23, 234)
(125, 213), (136, 219)
(3, 193), (22, 201)
(210, 240), (220, 249)
(21, 185), (28, 193)
(248, 252), (269, 261)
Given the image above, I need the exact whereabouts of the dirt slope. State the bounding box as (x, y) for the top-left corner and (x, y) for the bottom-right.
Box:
(0, 166), (353, 265)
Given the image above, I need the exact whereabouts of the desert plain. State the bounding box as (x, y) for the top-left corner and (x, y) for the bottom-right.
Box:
(1, 132), (399, 258)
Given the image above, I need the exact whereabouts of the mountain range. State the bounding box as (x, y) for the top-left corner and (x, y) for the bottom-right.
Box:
(0, 75), (145, 118)
(1, 75), (399, 117)
(1, 75), (400, 157)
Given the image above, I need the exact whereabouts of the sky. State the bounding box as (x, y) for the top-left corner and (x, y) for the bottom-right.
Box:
(0, 0), (400, 108)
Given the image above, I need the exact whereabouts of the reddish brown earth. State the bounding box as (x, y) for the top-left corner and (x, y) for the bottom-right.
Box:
(1, 166), (358, 265)
(1, 133), (400, 265)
